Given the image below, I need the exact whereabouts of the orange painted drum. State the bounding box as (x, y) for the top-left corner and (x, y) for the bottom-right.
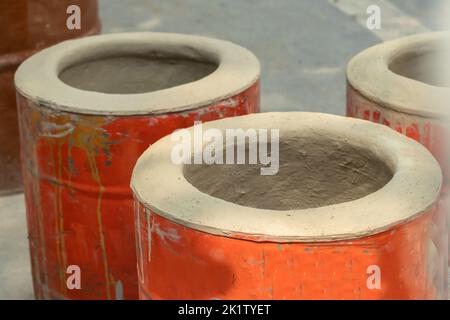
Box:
(346, 32), (450, 266)
(15, 33), (260, 299)
(0, 0), (100, 195)
(131, 113), (446, 299)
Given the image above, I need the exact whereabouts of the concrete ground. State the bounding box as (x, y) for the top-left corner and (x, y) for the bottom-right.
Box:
(1, 0), (449, 299)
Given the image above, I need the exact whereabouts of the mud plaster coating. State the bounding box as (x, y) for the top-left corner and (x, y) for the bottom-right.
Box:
(346, 32), (450, 118)
(15, 32), (261, 115)
(184, 137), (393, 210)
(132, 112), (442, 240)
(347, 78), (449, 292)
(59, 55), (218, 94)
(389, 48), (450, 88)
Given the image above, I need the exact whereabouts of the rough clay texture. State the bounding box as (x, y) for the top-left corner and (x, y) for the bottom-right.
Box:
(59, 55), (218, 94)
(184, 137), (393, 210)
(389, 49), (450, 88)
(346, 32), (450, 118)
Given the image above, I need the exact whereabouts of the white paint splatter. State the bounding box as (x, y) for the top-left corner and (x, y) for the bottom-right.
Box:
(152, 223), (181, 243)
(41, 122), (74, 138)
(219, 98), (238, 108)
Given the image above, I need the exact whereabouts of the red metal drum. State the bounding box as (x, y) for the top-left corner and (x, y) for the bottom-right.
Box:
(15, 32), (260, 299)
(346, 32), (450, 267)
(0, 0), (100, 195)
(0, 0), (100, 55)
(132, 113), (445, 299)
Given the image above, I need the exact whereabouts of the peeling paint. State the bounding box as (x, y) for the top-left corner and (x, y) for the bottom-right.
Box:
(19, 80), (260, 299)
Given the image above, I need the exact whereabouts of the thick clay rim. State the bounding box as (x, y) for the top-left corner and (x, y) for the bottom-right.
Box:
(14, 32), (260, 115)
(347, 31), (450, 119)
(131, 112), (442, 242)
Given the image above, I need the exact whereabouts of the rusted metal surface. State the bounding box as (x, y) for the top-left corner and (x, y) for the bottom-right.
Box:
(0, 53), (29, 195)
(347, 83), (449, 269)
(0, 0), (100, 195)
(17, 83), (260, 299)
(135, 202), (444, 299)
(0, 0), (101, 55)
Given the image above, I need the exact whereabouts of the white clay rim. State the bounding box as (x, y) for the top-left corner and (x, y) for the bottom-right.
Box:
(131, 112), (442, 242)
(14, 32), (260, 115)
(347, 31), (450, 119)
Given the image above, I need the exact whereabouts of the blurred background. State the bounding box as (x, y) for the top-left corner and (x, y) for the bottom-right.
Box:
(0, 0), (449, 299)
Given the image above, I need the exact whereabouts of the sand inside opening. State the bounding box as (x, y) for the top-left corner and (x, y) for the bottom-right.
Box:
(184, 137), (393, 210)
(59, 53), (218, 94)
(389, 47), (450, 88)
